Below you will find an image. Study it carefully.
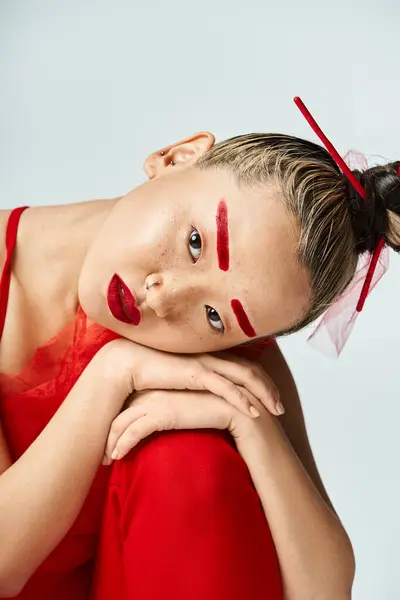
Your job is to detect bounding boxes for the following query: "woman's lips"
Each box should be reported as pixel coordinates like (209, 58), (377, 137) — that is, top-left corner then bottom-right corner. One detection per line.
(107, 274), (141, 326)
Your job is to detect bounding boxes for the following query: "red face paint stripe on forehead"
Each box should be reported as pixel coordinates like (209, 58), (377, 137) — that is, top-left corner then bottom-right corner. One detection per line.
(216, 200), (229, 271)
(231, 299), (257, 338)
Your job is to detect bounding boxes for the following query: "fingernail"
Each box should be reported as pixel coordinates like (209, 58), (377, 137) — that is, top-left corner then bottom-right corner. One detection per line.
(276, 401), (285, 415)
(249, 405), (261, 418)
(111, 450), (119, 460)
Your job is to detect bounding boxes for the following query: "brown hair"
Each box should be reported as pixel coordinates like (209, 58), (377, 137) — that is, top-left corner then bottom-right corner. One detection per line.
(195, 134), (400, 336)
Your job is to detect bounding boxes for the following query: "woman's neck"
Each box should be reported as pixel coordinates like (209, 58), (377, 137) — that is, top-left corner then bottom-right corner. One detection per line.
(9, 197), (120, 325)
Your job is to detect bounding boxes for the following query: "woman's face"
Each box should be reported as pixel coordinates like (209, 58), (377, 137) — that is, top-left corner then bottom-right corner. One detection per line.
(78, 133), (311, 353)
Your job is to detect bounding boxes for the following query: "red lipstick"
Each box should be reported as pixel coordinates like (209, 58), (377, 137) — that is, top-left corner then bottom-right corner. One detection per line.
(107, 274), (141, 326)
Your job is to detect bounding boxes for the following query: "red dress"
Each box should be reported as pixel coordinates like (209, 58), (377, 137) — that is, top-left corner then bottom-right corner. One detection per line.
(0, 208), (282, 599)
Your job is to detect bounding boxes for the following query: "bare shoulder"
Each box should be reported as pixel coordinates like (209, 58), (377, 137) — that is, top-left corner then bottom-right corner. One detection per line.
(257, 342), (337, 514)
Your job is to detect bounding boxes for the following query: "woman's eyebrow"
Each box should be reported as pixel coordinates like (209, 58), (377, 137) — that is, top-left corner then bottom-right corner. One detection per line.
(215, 200), (256, 337)
(230, 299), (257, 338)
(216, 199), (229, 271)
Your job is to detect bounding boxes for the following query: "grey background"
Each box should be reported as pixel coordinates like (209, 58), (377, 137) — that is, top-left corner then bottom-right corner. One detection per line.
(1, 1), (399, 598)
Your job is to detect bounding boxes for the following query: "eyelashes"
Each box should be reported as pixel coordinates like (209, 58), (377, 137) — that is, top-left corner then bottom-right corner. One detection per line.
(205, 305), (224, 333)
(188, 227), (202, 262)
(187, 227), (225, 334)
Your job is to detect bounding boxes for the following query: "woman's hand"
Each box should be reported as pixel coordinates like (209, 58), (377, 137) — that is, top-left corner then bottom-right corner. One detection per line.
(99, 339), (283, 420)
(102, 387), (261, 464)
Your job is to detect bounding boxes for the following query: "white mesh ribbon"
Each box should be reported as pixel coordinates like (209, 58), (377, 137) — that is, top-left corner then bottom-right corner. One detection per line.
(307, 246), (389, 357)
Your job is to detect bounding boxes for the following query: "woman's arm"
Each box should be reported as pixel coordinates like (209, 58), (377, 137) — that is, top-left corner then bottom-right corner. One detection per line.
(257, 343), (337, 510)
(236, 417), (355, 600)
(98, 340), (354, 598)
(102, 357), (355, 599)
(243, 344), (355, 599)
(0, 349), (129, 597)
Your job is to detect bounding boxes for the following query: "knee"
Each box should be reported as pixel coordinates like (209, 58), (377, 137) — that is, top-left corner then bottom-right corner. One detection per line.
(116, 429), (249, 502)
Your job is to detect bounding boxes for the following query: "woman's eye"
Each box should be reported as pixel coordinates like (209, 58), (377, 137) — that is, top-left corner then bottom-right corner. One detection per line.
(188, 228), (202, 262)
(206, 306), (225, 333)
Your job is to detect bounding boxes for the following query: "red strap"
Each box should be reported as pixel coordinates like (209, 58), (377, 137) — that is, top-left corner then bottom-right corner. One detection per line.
(0, 207), (29, 342)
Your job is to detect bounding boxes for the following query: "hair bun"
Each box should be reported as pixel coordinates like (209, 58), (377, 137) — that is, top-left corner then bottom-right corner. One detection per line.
(347, 161), (400, 254)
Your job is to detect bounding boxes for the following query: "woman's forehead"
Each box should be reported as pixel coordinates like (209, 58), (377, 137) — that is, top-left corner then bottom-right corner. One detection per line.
(223, 198), (310, 335)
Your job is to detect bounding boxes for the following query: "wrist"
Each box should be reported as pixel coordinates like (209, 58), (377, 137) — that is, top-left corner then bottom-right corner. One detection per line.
(84, 339), (136, 407)
(232, 409), (286, 454)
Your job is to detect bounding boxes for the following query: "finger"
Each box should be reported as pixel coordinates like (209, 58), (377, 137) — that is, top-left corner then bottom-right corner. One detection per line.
(103, 406), (146, 464)
(112, 416), (159, 460)
(235, 386), (267, 419)
(201, 355), (282, 415)
(201, 371), (261, 418)
(236, 385), (261, 407)
(228, 355), (281, 407)
(212, 354), (280, 403)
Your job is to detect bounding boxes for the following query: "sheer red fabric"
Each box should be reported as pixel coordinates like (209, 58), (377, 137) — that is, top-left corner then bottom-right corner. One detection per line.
(0, 307), (120, 599)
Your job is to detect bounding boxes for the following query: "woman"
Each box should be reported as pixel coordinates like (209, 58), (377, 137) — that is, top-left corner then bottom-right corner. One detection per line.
(1, 125), (398, 599)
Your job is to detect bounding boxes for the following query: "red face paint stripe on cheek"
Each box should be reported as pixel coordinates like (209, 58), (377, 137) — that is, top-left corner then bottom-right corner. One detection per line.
(216, 200), (229, 271)
(231, 299), (257, 338)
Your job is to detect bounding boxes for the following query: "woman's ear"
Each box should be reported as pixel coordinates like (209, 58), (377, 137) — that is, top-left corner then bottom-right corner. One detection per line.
(143, 131), (215, 179)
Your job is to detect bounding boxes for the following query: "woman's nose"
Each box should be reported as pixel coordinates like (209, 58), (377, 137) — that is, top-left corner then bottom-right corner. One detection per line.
(144, 272), (199, 319)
